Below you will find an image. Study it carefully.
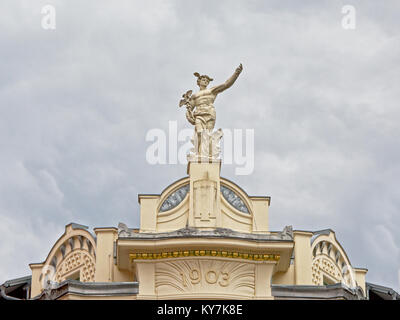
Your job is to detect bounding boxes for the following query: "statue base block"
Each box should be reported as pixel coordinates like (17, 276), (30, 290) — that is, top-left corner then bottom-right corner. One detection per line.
(187, 160), (222, 229)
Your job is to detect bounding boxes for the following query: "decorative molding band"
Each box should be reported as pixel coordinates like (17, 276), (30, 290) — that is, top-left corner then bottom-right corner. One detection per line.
(130, 250), (280, 262)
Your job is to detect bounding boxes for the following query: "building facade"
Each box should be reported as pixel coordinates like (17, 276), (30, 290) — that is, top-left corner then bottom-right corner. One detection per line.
(2, 66), (398, 301)
(3, 160), (397, 300)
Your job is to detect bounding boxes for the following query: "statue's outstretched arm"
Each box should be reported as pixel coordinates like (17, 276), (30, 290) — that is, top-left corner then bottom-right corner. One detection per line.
(211, 64), (243, 95)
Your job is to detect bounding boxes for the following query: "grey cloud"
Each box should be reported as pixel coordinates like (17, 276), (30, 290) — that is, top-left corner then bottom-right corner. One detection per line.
(0, 0), (399, 292)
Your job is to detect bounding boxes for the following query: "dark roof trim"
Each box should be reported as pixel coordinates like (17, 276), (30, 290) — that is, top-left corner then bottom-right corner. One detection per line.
(68, 223), (89, 230)
(272, 283), (364, 300)
(34, 280), (139, 300)
(366, 282), (400, 300)
(1, 275), (31, 288)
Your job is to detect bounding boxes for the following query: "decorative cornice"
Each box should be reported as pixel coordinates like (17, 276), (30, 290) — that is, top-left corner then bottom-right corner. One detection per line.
(118, 226), (294, 241)
(130, 250), (280, 262)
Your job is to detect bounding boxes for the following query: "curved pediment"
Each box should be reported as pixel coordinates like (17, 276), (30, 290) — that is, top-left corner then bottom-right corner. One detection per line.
(159, 184), (190, 212)
(153, 175), (257, 233)
(154, 177), (190, 232)
(310, 230), (357, 288)
(220, 177), (253, 214)
(137, 165), (269, 234)
(30, 223), (97, 296)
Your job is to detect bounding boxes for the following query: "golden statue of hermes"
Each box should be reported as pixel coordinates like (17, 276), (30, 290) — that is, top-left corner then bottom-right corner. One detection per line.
(179, 64), (243, 160)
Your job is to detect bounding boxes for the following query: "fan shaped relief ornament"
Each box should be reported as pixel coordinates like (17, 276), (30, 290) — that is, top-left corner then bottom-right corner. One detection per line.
(155, 258), (255, 297)
(179, 64), (243, 162)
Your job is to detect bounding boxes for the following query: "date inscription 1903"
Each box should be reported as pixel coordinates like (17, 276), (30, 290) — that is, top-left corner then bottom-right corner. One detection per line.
(180, 268), (229, 287)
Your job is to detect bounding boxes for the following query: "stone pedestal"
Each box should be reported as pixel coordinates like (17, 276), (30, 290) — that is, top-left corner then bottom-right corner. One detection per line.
(188, 161), (222, 229)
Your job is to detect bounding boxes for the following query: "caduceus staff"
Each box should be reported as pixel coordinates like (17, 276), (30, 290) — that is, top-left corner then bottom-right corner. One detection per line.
(179, 90), (195, 125)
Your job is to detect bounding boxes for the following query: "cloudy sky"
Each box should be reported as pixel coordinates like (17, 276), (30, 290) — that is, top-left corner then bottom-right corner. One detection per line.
(1, 0), (399, 293)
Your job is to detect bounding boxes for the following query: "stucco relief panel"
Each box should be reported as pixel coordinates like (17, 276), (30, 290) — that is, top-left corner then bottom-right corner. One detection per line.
(55, 250), (95, 282)
(155, 258), (255, 296)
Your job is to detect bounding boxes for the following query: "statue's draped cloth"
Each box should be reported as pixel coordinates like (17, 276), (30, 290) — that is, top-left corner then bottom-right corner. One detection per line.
(193, 104), (216, 129)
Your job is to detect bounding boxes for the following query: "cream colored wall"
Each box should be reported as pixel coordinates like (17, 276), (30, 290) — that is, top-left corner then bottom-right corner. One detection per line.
(94, 228), (116, 282)
(354, 268), (368, 296)
(250, 198), (269, 233)
(293, 231), (313, 285)
(29, 264), (44, 298)
(220, 199), (252, 233)
(94, 227), (132, 283)
(139, 196), (159, 232)
(272, 265), (295, 285)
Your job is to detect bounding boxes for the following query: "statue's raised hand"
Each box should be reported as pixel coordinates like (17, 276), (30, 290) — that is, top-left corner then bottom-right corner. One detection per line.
(236, 63), (243, 74)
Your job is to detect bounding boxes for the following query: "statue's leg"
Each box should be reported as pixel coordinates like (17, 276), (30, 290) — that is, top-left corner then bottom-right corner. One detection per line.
(207, 119), (215, 131)
(197, 132), (202, 155)
(195, 119), (203, 157)
(206, 120), (215, 159)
